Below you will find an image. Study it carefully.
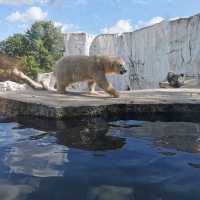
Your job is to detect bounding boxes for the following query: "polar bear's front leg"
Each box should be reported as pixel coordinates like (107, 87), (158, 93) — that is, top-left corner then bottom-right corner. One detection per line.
(96, 75), (119, 98)
(88, 80), (98, 95)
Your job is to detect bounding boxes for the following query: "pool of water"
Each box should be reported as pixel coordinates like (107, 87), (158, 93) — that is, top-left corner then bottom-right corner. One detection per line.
(0, 116), (199, 200)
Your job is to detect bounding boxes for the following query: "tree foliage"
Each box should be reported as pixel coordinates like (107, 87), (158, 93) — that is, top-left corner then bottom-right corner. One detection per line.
(0, 34), (30, 57)
(0, 21), (64, 78)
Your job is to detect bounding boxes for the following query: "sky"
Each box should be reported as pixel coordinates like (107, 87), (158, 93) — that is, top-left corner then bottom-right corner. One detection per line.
(0, 0), (200, 40)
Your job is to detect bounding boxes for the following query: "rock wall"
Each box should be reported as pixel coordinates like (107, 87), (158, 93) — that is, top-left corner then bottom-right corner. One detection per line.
(64, 32), (94, 56)
(64, 13), (200, 90)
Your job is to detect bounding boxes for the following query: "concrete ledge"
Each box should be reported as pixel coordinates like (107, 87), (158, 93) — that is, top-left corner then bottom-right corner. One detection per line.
(0, 89), (200, 119)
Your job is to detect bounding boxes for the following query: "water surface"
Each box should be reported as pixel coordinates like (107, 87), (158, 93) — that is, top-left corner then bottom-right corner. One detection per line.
(0, 117), (199, 200)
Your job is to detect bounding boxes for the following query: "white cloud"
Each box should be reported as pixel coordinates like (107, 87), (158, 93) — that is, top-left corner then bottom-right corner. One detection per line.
(0, 0), (48, 5)
(148, 16), (165, 25)
(6, 6), (47, 23)
(135, 16), (164, 29)
(54, 21), (77, 33)
(100, 17), (165, 34)
(101, 19), (133, 34)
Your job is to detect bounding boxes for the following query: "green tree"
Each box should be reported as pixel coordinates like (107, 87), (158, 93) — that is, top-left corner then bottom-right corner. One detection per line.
(26, 21), (64, 61)
(0, 34), (31, 57)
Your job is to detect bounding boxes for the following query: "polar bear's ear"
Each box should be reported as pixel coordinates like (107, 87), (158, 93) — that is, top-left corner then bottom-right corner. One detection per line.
(111, 60), (118, 68)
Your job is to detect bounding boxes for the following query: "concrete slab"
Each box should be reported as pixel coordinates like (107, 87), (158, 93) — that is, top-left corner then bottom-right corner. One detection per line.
(0, 89), (200, 119)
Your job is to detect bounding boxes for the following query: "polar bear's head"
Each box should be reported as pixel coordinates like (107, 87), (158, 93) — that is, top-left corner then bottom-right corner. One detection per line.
(110, 57), (127, 75)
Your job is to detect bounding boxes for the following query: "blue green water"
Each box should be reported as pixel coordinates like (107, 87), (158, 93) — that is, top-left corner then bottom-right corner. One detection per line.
(0, 117), (199, 200)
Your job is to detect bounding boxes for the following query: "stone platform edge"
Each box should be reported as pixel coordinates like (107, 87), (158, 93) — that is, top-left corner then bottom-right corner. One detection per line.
(0, 94), (199, 120)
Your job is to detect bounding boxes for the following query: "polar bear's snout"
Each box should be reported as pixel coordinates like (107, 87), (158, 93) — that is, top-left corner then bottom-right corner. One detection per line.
(120, 66), (127, 75)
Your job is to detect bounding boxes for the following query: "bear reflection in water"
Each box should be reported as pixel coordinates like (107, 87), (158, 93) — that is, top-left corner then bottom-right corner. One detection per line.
(16, 117), (126, 151)
(16, 117), (200, 153)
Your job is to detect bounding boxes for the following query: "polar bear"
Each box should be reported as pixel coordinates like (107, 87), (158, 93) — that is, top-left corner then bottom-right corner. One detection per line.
(54, 55), (127, 97)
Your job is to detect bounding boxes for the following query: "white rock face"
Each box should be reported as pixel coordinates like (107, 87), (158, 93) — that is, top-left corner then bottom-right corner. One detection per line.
(64, 32), (94, 56)
(64, 14), (200, 90)
(0, 81), (28, 92)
